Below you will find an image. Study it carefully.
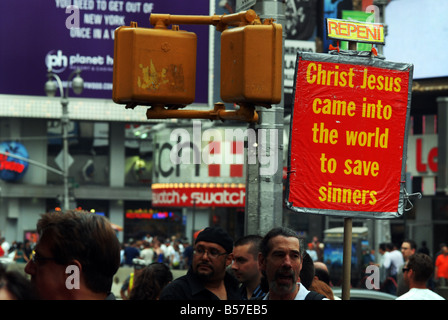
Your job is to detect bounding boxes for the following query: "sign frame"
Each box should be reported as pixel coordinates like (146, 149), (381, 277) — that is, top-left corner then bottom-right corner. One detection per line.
(285, 51), (413, 219)
(326, 18), (385, 45)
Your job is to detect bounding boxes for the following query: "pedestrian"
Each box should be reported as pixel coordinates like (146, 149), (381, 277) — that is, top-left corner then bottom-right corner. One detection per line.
(159, 226), (240, 300)
(0, 237), (10, 257)
(169, 242), (181, 269)
(0, 264), (38, 300)
(13, 242), (28, 263)
(396, 239), (416, 296)
(314, 261), (331, 286)
(258, 227), (326, 300)
(120, 258), (150, 300)
(24, 210), (120, 300)
(435, 243), (448, 288)
(231, 234), (266, 300)
(309, 279), (335, 300)
(396, 253), (445, 300)
(129, 262), (173, 300)
(164, 238), (175, 265)
(181, 239), (193, 270)
(417, 240), (430, 256)
(124, 238), (140, 267)
(153, 238), (165, 263)
(306, 242), (318, 262)
(381, 242), (403, 294)
(23, 240), (33, 262)
(313, 261), (340, 299)
(298, 251), (315, 289)
(139, 240), (154, 264)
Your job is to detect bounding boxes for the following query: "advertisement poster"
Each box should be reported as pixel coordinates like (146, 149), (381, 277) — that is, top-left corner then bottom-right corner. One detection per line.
(285, 52), (413, 218)
(0, 1), (209, 103)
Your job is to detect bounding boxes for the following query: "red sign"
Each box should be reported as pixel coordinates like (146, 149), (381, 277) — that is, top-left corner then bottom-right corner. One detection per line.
(286, 52), (413, 218)
(152, 185), (245, 207)
(0, 154), (25, 173)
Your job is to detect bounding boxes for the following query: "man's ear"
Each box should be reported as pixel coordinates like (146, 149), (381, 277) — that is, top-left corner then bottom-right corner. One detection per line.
(65, 259), (82, 290)
(225, 253), (234, 267)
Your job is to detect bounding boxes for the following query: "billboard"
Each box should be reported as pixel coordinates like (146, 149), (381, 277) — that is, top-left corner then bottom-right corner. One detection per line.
(285, 51), (413, 219)
(0, 1), (210, 102)
(384, 0), (448, 79)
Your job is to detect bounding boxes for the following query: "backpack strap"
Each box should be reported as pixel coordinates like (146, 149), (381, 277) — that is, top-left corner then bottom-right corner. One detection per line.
(305, 291), (326, 300)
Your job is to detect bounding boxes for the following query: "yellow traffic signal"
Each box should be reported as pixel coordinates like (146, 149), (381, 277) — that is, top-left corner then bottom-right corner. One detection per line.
(113, 21), (197, 107)
(220, 22), (283, 105)
(112, 10), (282, 122)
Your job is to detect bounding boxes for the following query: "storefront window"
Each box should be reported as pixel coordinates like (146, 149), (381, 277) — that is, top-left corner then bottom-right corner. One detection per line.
(123, 201), (185, 242)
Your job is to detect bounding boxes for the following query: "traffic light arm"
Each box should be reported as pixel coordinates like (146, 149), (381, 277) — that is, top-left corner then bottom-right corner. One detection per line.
(145, 103), (259, 123)
(150, 9), (261, 32)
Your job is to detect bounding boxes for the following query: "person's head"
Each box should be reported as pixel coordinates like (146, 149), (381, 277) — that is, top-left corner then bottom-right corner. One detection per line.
(386, 243), (394, 252)
(258, 227), (303, 299)
(379, 243), (387, 254)
(299, 252), (314, 289)
(401, 239), (416, 261)
(132, 258), (149, 278)
(25, 210), (120, 300)
(313, 261), (330, 285)
(130, 262), (173, 300)
(232, 235), (262, 286)
(193, 227), (234, 283)
(403, 253), (434, 286)
(441, 244), (448, 255)
(0, 265), (38, 300)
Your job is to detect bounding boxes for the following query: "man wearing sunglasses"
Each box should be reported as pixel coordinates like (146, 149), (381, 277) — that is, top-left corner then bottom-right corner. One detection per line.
(396, 253), (445, 300)
(159, 226), (240, 300)
(24, 210), (120, 300)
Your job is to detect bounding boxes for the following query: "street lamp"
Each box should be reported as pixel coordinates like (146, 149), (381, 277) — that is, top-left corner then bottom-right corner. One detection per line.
(44, 68), (84, 211)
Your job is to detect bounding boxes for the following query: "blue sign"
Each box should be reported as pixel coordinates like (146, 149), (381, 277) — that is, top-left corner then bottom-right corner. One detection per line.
(0, 142), (29, 181)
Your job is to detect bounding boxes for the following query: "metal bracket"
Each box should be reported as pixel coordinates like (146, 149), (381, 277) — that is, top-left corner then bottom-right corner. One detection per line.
(403, 188), (422, 211)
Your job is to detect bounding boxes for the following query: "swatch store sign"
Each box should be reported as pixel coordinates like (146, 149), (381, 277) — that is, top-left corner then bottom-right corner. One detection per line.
(152, 124), (246, 208)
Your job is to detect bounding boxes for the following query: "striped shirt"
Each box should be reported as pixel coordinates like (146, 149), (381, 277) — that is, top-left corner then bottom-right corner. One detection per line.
(240, 284), (267, 300)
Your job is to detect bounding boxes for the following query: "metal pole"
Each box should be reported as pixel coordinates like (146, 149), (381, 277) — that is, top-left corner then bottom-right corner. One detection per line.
(192, 199), (196, 242)
(46, 69), (82, 211)
(342, 217), (352, 300)
(0, 151), (64, 176)
(246, 0), (285, 236)
(61, 98), (70, 211)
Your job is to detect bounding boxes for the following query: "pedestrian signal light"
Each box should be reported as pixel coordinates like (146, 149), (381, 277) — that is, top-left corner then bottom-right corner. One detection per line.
(113, 21), (197, 107)
(220, 22), (283, 105)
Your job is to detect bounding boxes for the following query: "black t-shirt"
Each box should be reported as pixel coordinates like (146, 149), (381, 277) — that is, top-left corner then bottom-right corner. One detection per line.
(159, 269), (241, 300)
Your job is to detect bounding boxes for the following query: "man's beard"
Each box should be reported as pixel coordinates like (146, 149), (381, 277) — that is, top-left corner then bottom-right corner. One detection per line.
(195, 262), (215, 281)
(270, 267), (298, 294)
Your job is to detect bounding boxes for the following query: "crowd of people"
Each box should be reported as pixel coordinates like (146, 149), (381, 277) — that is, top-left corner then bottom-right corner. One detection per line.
(357, 239), (448, 299)
(0, 209), (447, 300)
(120, 234), (193, 271)
(0, 237), (34, 264)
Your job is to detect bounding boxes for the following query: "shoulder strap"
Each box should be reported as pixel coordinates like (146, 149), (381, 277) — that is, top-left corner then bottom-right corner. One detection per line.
(305, 291), (326, 300)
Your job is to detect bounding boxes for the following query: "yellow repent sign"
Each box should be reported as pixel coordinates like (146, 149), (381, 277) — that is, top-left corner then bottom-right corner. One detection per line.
(326, 18), (385, 44)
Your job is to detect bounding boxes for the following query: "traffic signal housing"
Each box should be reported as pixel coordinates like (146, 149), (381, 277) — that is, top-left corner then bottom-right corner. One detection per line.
(112, 10), (282, 123)
(220, 22), (283, 105)
(113, 22), (197, 107)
